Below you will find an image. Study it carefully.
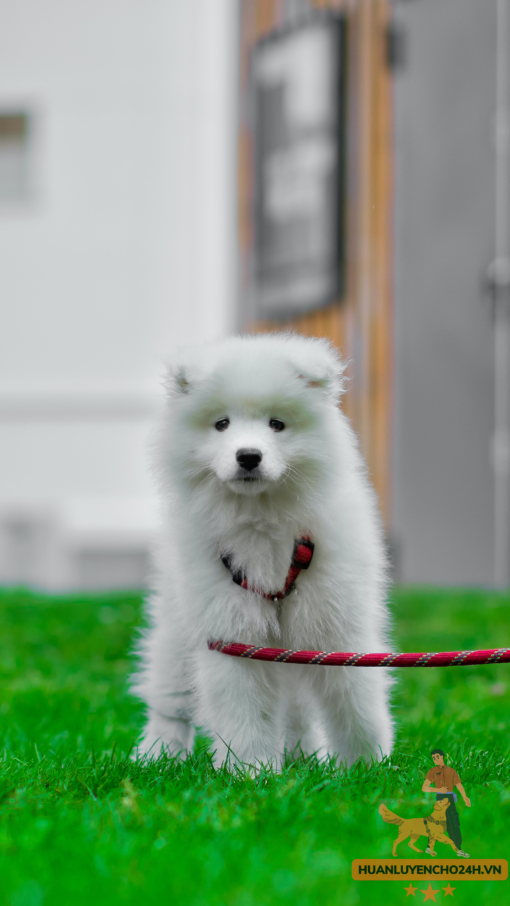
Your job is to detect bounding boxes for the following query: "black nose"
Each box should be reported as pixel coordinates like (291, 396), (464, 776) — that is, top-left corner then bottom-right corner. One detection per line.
(236, 448), (262, 471)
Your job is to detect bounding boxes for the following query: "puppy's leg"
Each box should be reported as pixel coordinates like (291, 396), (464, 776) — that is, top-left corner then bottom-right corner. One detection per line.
(284, 701), (324, 761)
(282, 669), (326, 761)
(138, 710), (194, 759)
(131, 613), (195, 759)
(195, 650), (283, 771)
(316, 666), (393, 765)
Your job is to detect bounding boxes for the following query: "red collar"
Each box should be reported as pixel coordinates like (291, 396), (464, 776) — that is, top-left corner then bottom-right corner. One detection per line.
(221, 536), (314, 601)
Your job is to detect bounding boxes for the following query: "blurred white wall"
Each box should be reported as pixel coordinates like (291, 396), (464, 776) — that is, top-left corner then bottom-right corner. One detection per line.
(0, 0), (236, 589)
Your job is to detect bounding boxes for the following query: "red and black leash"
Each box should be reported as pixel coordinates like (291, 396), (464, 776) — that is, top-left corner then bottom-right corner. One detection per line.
(208, 641), (510, 667)
(217, 538), (510, 666)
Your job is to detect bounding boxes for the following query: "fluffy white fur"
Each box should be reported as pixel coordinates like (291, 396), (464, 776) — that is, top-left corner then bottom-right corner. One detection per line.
(132, 333), (393, 768)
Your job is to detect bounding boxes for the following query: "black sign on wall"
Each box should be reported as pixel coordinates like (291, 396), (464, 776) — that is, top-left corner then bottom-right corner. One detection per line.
(252, 15), (346, 320)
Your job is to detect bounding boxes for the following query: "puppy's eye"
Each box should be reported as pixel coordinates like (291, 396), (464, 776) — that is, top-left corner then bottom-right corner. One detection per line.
(269, 419), (285, 432)
(215, 418), (230, 432)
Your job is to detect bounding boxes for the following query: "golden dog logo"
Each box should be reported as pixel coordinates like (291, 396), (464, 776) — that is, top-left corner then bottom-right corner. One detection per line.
(378, 798), (459, 858)
(351, 746), (509, 896)
(379, 747), (471, 859)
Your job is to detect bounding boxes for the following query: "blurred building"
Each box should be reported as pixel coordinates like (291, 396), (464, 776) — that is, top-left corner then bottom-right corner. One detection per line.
(0, 0), (236, 589)
(239, 0), (394, 533)
(238, 0), (500, 587)
(0, 0), (504, 589)
(392, 0), (497, 585)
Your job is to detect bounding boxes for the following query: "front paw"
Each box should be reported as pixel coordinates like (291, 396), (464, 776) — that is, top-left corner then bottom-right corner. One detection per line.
(136, 711), (194, 760)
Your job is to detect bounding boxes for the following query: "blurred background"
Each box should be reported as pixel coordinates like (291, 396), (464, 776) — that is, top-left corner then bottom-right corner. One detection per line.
(0, 0), (507, 592)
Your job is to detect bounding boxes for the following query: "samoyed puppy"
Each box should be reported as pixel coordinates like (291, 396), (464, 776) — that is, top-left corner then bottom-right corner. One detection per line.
(132, 333), (393, 768)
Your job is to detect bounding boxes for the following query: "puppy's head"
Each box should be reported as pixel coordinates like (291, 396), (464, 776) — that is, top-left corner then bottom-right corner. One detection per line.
(433, 798), (450, 813)
(162, 333), (346, 499)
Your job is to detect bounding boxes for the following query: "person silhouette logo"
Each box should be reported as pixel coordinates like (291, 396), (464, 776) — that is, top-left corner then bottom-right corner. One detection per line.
(421, 749), (471, 858)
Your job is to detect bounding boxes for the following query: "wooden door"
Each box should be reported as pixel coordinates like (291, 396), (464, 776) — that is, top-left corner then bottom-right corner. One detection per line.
(238, 0), (394, 527)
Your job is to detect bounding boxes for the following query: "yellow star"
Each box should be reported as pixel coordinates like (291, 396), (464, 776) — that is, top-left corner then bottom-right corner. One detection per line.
(404, 883), (418, 896)
(442, 884), (456, 897)
(420, 883), (440, 902)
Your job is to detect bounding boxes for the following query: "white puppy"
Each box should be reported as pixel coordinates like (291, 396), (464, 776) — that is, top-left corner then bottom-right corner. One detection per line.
(132, 333), (393, 768)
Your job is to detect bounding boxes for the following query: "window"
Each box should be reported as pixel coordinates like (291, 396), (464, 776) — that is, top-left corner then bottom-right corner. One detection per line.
(0, 112), (32, 203)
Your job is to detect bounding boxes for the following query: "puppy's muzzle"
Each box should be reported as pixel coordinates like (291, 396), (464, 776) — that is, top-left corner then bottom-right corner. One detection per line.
(236, 448), (262, 480)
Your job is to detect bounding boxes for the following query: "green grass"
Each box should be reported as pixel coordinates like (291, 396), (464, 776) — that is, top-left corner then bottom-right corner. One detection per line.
(1, 586), (510, 906)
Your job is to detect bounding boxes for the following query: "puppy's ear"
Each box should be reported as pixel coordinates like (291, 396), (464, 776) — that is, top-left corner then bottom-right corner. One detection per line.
(297, 374), (329, 390)
(164, 343), (209, 398)
(296, 360), (346, 401)
(164, 364), (192, 398)
(175, 371), (190, 394)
